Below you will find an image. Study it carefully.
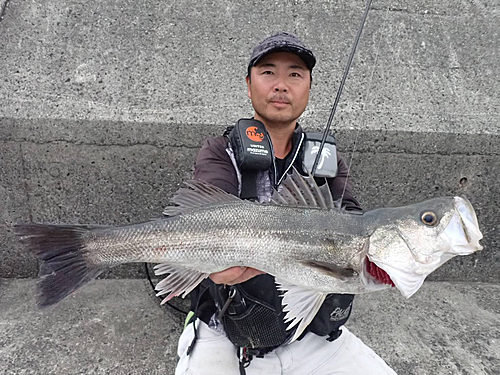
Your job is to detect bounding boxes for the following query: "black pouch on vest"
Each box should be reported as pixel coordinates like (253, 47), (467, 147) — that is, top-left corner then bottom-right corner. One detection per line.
(211, 275), (292, 350)
(228, 118), (273, 200)
(306, 294), (354, 339)
(228, 118), (273, 171)
(300, 133), (338, 178)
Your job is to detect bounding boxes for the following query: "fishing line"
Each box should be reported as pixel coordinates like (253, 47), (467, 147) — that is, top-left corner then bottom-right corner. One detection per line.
(339, 4), (391, 205)
(311, 0), (374, 176)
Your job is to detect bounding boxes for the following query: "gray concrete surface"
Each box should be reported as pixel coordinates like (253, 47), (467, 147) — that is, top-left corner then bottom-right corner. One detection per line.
(1, 0), (498, 129)
(0, 279), (498, 375)
(1, 1), (498, 374)
(0, 0), (499, 281)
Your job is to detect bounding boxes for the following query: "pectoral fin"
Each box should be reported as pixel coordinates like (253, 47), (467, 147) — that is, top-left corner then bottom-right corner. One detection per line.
(300, 259), (356, 280)
(275, 279), (328, 343)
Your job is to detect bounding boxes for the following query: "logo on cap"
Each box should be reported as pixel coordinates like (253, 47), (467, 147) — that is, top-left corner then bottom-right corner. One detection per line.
(246, 126), (264, 142)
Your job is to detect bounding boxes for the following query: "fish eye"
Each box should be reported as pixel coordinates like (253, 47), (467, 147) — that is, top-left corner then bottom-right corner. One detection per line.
(421, 211), (438, 226)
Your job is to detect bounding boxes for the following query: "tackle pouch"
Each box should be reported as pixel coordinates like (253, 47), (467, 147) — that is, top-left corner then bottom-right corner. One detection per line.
(228, 118), (273, 171)
(227, 119), (274, 200)
(301, 132), (338, 178)
(306, 293), (354, 339)
(211, 275), (291, 350)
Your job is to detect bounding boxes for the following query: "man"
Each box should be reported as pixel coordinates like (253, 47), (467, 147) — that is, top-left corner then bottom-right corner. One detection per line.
(175, 32), (396, 375)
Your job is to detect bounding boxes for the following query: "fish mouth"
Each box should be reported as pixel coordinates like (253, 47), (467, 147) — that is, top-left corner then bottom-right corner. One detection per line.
(452, 196), (483, 251)
(434, 197), (483, 258)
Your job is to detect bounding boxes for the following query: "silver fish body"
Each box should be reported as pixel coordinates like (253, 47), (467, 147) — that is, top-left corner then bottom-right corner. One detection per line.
(88, 201), (367, 292)
(15, 170), (483, 341)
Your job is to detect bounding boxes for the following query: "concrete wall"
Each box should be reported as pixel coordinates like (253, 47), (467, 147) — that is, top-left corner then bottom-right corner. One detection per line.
(1, 0), (498, 281)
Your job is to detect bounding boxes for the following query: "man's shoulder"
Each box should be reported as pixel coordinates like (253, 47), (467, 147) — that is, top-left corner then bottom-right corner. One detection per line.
(196, 135), (231, 165)
(201, 135), (229, 151)
(195, 135), (238, 195)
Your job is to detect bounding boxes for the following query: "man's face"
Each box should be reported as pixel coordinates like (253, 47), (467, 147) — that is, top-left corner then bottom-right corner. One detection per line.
(246, 52), (311, 128)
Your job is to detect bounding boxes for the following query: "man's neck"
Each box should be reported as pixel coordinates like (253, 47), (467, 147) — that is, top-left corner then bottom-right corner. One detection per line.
(255, 115), (296, 159)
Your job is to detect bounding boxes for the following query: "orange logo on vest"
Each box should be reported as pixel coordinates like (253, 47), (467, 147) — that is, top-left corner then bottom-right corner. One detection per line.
(246, 126), (264, 142)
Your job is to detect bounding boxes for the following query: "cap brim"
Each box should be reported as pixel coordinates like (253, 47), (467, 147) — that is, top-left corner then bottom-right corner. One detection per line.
(251, 46), (316, 71)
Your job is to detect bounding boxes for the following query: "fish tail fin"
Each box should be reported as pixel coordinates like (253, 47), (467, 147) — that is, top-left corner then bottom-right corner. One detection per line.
(14, 223), (105, 307)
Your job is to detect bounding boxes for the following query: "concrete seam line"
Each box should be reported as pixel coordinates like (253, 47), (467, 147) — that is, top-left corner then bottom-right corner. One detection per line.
(3, 139), (500, 157)
(370, 6), (475, 18)
(3, 139), (201, 150)
(0, 0), (10, 21)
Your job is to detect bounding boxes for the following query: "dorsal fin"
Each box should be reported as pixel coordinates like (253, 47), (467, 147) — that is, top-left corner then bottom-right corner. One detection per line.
(163, 180), (241, 216)
(271, 167), (336, 210)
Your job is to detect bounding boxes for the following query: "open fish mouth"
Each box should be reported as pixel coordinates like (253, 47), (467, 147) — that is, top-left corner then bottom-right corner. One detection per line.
(452, 196), (483, 251)
(433, 196), (483, 258)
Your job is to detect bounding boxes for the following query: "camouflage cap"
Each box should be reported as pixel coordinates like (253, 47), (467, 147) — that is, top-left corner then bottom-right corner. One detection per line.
(248, 32), (316, 76)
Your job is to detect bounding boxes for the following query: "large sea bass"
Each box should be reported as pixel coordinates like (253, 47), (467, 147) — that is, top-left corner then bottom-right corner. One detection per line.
(14, 169), (483, 341)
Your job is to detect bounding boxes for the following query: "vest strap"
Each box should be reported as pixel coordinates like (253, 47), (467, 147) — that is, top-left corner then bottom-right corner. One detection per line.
(240, 171), (258, 200)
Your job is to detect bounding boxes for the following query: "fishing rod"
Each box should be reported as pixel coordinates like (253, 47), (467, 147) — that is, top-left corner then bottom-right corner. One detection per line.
(311, 0), (373, 176)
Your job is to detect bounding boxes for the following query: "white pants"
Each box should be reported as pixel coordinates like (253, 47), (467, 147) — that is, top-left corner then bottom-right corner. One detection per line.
(175, 320), (397, 375)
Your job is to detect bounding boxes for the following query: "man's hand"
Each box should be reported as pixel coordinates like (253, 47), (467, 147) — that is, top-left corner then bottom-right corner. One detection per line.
(210, 267), (265, 285)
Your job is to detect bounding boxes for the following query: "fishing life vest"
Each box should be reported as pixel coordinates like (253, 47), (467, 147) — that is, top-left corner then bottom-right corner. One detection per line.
(210, 119), (354, 348)
(186, 119), (355, 362)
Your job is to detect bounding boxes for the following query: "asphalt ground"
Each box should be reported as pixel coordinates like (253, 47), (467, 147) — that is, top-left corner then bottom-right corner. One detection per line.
(0, 279), (498, 375)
